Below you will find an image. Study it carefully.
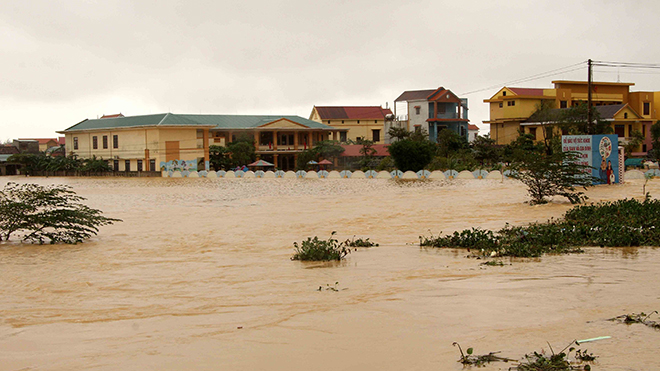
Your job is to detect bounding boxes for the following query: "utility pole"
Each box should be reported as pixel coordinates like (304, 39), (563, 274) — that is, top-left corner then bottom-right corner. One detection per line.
(587, 59), (593, 133)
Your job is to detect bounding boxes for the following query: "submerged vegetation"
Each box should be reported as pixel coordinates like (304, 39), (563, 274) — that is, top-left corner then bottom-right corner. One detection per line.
(344, 236), (379, 248)
(609, 311), (660, 330)
(421, 197), (660, 258)
(452, 342), (515, 366)
(291, 232), (350, 261)
(0, 182), (121, 244)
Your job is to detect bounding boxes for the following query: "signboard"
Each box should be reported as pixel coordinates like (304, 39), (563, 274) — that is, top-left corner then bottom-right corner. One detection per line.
(562, 134), (619, 184)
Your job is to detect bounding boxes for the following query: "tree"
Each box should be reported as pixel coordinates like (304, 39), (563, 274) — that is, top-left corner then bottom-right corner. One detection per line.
(81, 156), (112, 173)
(624, 129), (645, 156)
(209, 145), (232, 170)
(0, 183), (121, 244)
(558, 102), (612, 136)
(387, 135), (436, 172)
(436, 129), (468, 158)
(358, 139), (377, 170)
(226, 136), (256, 167)
(649, 121), (660, 161)
(387, 125), (410, 141)
(313, 140), (345, 160)
(471, 135), (501, 166)
(508, 150), (597, 205)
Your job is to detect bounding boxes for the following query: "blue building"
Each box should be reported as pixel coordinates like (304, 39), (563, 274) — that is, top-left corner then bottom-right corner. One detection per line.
(393, 87), (469, 142)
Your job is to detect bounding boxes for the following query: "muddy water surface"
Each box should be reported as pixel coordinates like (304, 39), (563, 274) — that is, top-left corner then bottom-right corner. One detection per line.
(1, 177), (659, 370)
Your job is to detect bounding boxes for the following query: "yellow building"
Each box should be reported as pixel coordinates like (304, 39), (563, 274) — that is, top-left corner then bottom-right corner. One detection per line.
(59, 113), (343, 172)
(484, 80), (659, 153)
(309, 106), (393, 144)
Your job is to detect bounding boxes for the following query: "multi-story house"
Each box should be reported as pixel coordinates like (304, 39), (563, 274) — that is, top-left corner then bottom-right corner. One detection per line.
(393, 87), (469, 142)
(309, 106), (393, 144)
(484, 80), (660, 154)
(59, 113), (343, 172)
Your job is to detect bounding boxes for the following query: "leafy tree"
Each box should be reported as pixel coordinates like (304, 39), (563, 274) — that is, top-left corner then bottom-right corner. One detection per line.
(313, 140), (344, 160)
(387, 125), (410, 141)
(558, 102), (612, 135)
(471, 134), (501, 166)
(226, 136), (256, 167)
(81, 156), (112, 173)
(209, 145), (232, 170)
(624, 129), (645, 156)
(387, 136), (436, 172)
(0, 183), (121, 244)
(358, 139), (377, 170)
(509, 150), (597, 205)
(436, 129), (468, 158)
(649, 121), (660, 161)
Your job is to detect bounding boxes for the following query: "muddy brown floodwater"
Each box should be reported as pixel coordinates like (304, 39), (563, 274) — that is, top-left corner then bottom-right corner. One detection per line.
(1, 176), (659, 371)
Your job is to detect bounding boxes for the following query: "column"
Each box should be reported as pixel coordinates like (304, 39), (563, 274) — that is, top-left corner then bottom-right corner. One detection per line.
(273, 130), (278, 150)
(274, 154), (279, 169)
(294, 131), (299, 150)
(333, 131), (337, 141)
(253, 130), (259, 151)
(227, 131), (233, 145)
(203, 129), (210, 170)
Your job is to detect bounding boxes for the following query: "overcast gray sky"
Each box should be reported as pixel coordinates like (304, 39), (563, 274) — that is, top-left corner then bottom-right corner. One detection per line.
(2, 0), (660, 141)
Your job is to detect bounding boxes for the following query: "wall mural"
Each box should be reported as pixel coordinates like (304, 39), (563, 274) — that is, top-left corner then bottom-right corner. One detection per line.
(160, 159), (198, 172)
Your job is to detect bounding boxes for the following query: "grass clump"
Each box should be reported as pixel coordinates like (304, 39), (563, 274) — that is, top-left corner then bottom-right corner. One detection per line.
(292, 232), (350, 261)
(344, 236), (379, 247)
(453, 342), (515, 366)
(513, 341), (596, 371)
(609, 311), (660, 330)
(420, 197), (660, 258)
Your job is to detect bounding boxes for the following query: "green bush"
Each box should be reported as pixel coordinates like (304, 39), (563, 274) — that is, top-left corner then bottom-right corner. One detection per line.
(420, 197), (660, 257)
(292, 232), (350, 261)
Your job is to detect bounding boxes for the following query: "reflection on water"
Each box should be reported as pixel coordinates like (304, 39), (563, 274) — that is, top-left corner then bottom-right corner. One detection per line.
(1, 177), (659, 370)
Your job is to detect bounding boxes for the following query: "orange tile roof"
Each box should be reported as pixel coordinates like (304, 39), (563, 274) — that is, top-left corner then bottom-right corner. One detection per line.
(315, 106), (393, 120)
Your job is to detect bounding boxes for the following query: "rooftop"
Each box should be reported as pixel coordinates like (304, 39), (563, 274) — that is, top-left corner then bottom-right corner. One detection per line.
(314, 106), (393, 120)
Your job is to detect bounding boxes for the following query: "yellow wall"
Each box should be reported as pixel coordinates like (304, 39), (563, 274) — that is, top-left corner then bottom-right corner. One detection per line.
(490, 122), (523, 145)
(326, 119), (384, 143)
(65, 127), (205, 170)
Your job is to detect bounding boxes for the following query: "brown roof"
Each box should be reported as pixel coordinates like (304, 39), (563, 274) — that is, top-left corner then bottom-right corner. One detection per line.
(395, 89), (438, 102)
(508, 87), (546, 96)
(100, 113), (124, 119)
(0, 146), (19, 155)
(340, 144), (389, 157)
(468, 124), (479, 131)
(315, 106), (393, 120)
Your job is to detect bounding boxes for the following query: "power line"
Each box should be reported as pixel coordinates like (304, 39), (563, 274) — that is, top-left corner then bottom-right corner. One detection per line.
(460, 61), (587, 95)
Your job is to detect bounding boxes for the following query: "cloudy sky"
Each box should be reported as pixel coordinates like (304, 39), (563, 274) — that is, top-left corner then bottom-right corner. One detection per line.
(2, 0), (660, 141)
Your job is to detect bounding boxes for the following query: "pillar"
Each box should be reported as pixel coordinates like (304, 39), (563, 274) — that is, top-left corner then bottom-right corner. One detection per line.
(273, 130), (278, 150)
(274, 154), (279, 169)
(333, 131), (337, 141)
(203, 129), (210, 170)
(294, 131), (299, 150)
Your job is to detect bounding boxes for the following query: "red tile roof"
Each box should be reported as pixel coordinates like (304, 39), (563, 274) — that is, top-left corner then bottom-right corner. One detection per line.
(58, 137), (65, 145)
(100, 113), (124, 119)
(508, 87), (545, 96)
(315, 106), (393, 120)
(395, 89), (438, 102)
(468, 124), (479, 131)
(340, 144), (389, 157)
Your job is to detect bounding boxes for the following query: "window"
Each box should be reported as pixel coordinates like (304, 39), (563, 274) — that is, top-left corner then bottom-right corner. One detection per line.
(103, 135), (108, 149)
(502, 91), (507, 96)
(327, 120), (331, 124)
(560, 100), (567, 108)
(149, 159), (156, 171)
(499, 102), (503, 108)
(125, 160), (130, 172)
(73, 137), (78, 150)
(113, 135), (118, 149)
(113, 160), (119, 171)
(357, 120), (360, 124)
(137, 160), (143, 172)
(507, 101), (516, 106)
(374, 120), (378, 123)
(644, 102), (650, 115)
(340, 132), (347, 142)
(614, 125), (625, 137)
(529, 127), (537, 137)
(92, 136), (98, 149)
(341, 120), (344, 124)
(372, 129), (381, 142)
(415, 106), (421, 115)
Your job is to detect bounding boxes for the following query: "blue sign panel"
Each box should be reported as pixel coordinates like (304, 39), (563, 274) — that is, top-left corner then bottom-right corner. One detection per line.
(562, 134), (619, 184)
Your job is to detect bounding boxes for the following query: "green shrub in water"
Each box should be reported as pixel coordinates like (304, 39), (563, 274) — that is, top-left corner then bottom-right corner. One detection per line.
(420, 197), (660, 258)
(292, 232), (350, 261)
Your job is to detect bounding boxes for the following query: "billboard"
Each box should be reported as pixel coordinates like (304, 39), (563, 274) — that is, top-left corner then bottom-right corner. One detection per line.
(562, 134), (619, 184)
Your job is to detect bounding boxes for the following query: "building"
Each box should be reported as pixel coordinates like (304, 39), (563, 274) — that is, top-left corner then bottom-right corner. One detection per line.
(394, 87), (469, 142)
(309, 106), (392, 144)
(484, 80), (660, 153)
(17, 137), (65, 152)
(468, 124), (479, 142)
(0, 145), (20, 176)
(58, 113), (343, 172)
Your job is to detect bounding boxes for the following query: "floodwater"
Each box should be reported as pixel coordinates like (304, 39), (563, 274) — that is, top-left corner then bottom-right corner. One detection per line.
(1, 176), (659, 371)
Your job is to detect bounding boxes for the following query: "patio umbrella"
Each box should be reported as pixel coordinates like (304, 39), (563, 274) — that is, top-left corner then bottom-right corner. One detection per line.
(318, 159), (333, 170)
(248, 159), (274, 167)
(307, 160), (318, 165)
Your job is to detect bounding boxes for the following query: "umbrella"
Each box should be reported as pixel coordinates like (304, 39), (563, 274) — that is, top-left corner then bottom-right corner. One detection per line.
(248, 159), (274, 167)
(307, 160), (318, 165)
(318, 159), (333, 165)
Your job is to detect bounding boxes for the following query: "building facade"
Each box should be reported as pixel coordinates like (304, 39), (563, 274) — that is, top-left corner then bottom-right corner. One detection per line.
(394, 87), (469, 142)
(484, 80), (660, 154)
(309, 106), (392, 144)
(59, 113), (343, 172)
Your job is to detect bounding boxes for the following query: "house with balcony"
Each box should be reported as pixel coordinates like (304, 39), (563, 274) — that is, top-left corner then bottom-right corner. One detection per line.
(309, 106), (393, 144)
(393, 87), (469, 142)
(58, 113), (344, 172)
(484, 80), (660, 154)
